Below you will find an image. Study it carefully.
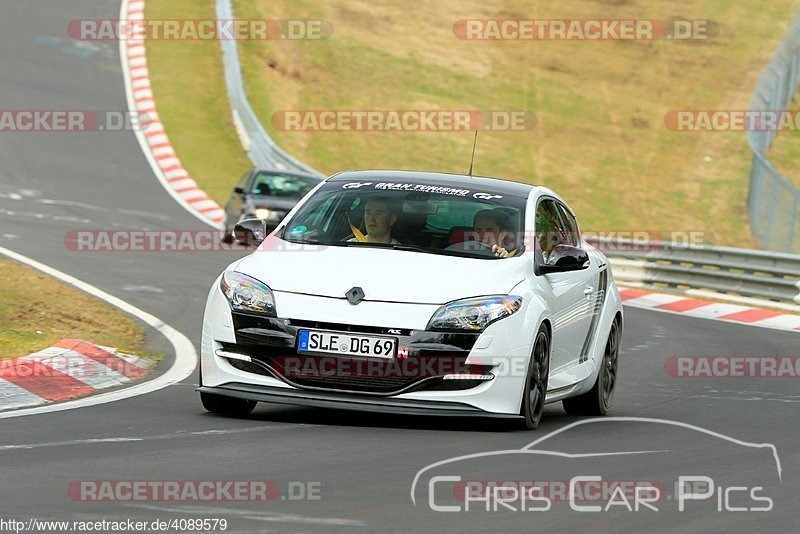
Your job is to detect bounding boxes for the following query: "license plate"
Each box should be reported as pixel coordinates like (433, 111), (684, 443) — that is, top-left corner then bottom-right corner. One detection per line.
(297, 329), (397, 359)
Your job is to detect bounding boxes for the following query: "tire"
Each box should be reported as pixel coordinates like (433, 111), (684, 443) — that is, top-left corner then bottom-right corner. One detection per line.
(519, 324), (551, 430)
(563, 316), (621, 416)
(200, 392), (257, 417)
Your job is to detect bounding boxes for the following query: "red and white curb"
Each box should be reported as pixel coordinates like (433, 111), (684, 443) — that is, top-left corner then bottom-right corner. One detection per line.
(120, 0), (226, 229)
(0, 339), (155, 412)
(620, 288), (800, 333)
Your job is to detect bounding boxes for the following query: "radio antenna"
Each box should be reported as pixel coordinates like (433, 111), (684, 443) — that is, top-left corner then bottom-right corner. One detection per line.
(467, 131), (478, 177)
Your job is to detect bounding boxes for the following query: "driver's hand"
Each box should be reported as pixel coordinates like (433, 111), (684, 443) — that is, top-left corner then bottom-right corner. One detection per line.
(492, 244), (509, 258)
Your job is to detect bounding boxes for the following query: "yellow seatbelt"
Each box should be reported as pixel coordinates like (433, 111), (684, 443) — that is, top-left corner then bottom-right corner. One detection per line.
(348, 216), (367, 242)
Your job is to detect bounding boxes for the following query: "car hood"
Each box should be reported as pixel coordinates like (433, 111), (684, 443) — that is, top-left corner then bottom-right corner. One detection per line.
(235, 238), (528, 305)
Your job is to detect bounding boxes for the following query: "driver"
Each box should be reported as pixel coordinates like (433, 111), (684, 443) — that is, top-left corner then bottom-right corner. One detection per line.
(472, 209), (514, 257)
(348, 198), (401, 244)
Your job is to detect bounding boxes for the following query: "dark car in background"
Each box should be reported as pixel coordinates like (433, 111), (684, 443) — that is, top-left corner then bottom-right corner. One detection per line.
(223, 168), (322, 239)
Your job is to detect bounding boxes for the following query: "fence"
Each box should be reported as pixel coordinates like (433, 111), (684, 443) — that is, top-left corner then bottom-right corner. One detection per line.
(215, 0), (323, 177)
(587, 238), (800, 307)
(747, 11), (800, 253)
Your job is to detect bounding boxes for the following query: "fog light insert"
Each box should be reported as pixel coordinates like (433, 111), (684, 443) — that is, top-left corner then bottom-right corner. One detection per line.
(215, 349), (252, 362)
(442, 373), (494, 381)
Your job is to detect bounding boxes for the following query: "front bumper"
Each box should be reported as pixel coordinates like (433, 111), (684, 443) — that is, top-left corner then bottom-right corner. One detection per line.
(201, 281), (535, 415)
(198, 383), (524, 420)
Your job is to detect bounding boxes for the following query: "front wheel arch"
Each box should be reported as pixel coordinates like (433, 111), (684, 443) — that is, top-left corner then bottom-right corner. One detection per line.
(519, 322), (551, 430)
(563, 314), (622, 416)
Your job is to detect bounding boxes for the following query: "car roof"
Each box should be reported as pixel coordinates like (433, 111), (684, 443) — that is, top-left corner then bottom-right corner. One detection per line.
(327, 170), (535, 198)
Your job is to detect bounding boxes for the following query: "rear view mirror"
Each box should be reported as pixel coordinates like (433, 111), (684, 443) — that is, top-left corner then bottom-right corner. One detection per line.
(538, 244), (590, 274)
(233, 218), (268, 247)
(402, 201), (438, 215)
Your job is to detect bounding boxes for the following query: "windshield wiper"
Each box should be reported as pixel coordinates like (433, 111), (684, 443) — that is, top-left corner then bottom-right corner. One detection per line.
(341, 241), (398, 249)
(340, 242), (431, 253)
(389, 244), (432, 253)
(282, 236), (324, 245)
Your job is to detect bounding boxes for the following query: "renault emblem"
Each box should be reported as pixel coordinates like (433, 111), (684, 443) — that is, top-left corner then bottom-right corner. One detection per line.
(345, 286), (365, 305)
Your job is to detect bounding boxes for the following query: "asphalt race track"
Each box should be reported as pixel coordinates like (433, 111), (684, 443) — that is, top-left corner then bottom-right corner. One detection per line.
(0, 1), (798, 532)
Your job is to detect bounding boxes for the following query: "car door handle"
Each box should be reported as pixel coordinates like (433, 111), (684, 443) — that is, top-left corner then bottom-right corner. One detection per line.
(584, 287), (594, 297)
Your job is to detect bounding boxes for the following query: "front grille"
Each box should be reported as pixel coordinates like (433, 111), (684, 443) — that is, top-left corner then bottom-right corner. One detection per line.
(224, 353), (428, 393)
(283, 373), (422, 393)
(220, 343), (482, 394)
(223, 352), (491, 394)
(271, 354), (436, 394)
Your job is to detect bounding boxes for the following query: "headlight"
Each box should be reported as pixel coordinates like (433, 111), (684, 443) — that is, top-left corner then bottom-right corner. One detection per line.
(220, 271), (276, 315)
(427, 295), (522, 332)
(255, 208), (271, 220)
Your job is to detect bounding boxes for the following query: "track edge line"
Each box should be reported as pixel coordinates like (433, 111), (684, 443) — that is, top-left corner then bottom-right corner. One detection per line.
(0, 245), (197, 419)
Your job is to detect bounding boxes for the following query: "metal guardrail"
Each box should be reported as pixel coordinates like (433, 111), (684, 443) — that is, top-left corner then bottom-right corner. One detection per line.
(747, 10), (800, 253)
(216, 0), (323, 177)
(587, 238), (800, 305)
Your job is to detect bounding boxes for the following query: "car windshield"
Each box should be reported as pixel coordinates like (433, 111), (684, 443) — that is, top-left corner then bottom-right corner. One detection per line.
(281, 180), (527, 258)
(251, 172), (320, 198)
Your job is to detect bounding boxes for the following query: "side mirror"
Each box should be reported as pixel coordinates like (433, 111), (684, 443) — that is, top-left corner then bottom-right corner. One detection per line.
(233, 218), (268, 247)
(538, 244), (589, 274)
(233, 186), (246, 195)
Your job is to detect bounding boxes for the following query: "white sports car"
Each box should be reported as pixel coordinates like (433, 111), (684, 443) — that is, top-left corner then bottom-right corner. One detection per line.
(199, 170), (623, 429)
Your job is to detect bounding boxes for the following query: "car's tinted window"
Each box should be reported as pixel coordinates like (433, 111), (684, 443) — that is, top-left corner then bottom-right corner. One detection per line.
(536, 199), (568, 261)
(426, 202), (487, 231)
(251, 172), (320, 198)
(282, 181), (527, 258)
(556, 202), (581, 246)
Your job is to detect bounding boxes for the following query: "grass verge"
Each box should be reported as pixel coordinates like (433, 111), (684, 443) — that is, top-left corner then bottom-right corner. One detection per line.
(145, 0), (252, 204)
(147, 0), (799, 247)
(0, 258), (155, 361)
